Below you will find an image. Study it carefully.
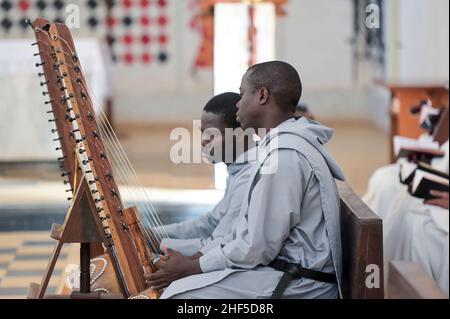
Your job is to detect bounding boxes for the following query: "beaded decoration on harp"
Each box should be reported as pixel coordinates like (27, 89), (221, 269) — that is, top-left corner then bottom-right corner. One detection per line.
(27, 18), (168, 299)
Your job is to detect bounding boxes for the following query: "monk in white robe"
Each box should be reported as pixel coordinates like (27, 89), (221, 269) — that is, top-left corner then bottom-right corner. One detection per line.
(380, 141), (449, 296)
(146, 61), (345, 299)
(157, 93), (255, 257)
(364, 139), (449, 219)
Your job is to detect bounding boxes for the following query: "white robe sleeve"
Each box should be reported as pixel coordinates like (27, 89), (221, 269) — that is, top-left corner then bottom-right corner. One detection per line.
(199, 149), (312, 272)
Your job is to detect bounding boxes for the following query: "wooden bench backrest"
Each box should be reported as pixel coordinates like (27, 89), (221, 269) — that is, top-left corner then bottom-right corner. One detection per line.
(433, 107), (449, 146)
(338, 181), (384, 299)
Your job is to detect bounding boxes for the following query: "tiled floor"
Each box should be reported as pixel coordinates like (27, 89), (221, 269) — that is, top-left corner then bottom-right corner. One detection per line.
(0, 232), (78, 299)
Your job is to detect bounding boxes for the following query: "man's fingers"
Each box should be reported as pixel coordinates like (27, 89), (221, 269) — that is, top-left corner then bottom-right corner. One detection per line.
(146, 275), (169, 286)
(155, 258), (170, 270)
(147, 279), (168, 289)
(425, 199), (442, 206)
(430, 190), (448, 198)
(145, 271), (166, 281)
(163, 246), (176, 256)
(150, 282), (170, 290)
(159, 255), (170, 261)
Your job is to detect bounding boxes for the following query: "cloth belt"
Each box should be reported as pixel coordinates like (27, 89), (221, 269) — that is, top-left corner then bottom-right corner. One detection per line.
(269, 259), (337, 299)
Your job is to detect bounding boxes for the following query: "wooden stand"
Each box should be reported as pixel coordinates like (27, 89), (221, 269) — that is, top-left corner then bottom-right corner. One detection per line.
(27, 178), (120, 299)
(379, 81), (449, 163)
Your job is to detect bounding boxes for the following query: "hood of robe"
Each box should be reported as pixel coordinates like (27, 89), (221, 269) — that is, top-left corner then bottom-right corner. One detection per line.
(261, 117), (346, 181)
(227, 146), (258, 176)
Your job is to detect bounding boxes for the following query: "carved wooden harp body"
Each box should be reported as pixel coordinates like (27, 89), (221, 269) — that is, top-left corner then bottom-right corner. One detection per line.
(27, 18), (162, 299)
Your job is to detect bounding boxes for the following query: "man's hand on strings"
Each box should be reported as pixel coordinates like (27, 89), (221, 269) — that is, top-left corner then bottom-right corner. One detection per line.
(145, 247), (202, 290)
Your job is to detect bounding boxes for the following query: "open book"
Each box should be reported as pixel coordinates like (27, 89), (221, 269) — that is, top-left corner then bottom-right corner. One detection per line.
(409, 170), (449, 200)
(394, 136), (444, 160)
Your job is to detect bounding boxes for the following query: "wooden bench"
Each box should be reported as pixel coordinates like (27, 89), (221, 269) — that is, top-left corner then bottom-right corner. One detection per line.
(388, 261), (447, 299)
(338, 181), (384, 299)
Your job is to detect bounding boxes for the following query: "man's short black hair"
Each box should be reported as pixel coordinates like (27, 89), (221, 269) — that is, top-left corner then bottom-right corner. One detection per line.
(203, 92), (241, 129)
(247, 61), (302, 112)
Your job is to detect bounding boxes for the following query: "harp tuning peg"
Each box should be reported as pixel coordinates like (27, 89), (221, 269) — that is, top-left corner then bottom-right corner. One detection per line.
(45, 99), (55, 104)
(42, 91), (49, 96)
(36, 62), (45, 67)
(82, 157), (93, 165)
(31, 42), (38, 46)
(38, 72), (45, 77)
(40, 80), (49, 86)
(34, 52), (41, 57)
(48, 118), (57, 122)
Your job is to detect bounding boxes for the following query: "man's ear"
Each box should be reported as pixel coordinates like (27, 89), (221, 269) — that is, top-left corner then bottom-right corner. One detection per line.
(258, 87), (270, 105)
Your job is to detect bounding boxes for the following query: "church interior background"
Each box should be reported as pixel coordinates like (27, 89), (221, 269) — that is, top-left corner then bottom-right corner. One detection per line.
(0, 0), (448, 299)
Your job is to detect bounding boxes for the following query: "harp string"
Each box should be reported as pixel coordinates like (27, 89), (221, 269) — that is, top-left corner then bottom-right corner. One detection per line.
(95, 114), (165, 253)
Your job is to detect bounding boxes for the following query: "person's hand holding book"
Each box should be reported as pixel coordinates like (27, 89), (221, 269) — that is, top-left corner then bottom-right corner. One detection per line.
(425, 190), (449, 209)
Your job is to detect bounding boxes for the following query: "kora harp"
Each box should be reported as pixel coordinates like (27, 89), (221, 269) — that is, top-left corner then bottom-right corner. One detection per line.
(27, 18), (168, 299)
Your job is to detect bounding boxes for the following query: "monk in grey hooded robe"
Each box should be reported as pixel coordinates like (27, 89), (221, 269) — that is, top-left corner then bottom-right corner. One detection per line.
(157, 92), (255, 257)
(146, 61), (345, 299)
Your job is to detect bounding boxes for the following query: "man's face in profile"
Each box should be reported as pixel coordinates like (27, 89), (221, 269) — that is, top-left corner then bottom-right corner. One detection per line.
(200, 111), (227, 164)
